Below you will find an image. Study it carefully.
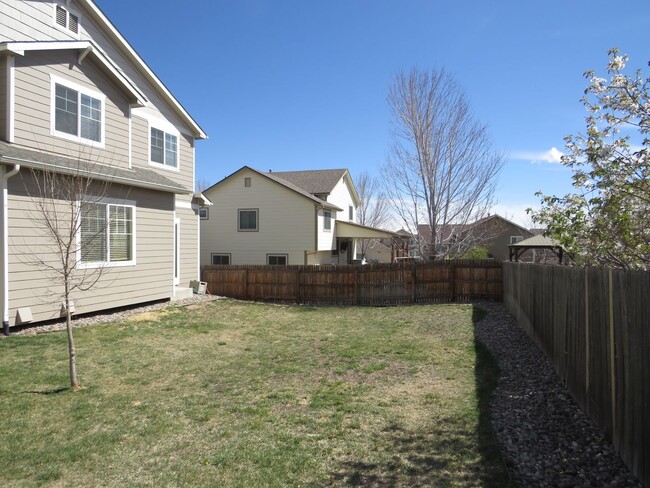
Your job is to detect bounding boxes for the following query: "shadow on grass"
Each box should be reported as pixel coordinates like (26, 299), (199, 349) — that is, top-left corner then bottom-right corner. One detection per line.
(26, 387), (69, 395)
(328, 305), (513, 487)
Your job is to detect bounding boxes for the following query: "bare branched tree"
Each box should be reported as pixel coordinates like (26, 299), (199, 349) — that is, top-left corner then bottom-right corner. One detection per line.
(19, 163), (114, 389)
(195, 178), (212, 193)
(354, 171), (390, 260)
(382, 68), (505, 259)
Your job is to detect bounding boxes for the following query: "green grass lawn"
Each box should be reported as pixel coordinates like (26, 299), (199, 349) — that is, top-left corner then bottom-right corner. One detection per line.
(0, 300), (512, 487)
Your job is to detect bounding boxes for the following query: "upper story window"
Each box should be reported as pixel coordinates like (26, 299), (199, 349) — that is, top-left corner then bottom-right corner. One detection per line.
(323, 210), (332, 231)
(238, 209), (258, 232)
(150, 127), (178, 170)
(510, 235), (524, 245)
(51, 75), (105, 147)
(349, 206), (354, 221)
(54, 4), (79, 35)
(79, 202), (135, 267)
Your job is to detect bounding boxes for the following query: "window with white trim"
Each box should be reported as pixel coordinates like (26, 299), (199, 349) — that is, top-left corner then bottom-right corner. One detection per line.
(55, 4), (79, 34)
(510, 235), (524, 245)
(150, 127), (178, 169)
(80, 203), (134, 265)
(211, 254), (231, 265)
(53, 82), (103, 144)
(267, 254), (288, 266)
(238, 209), (258, 231)
(199, 207), (209, 220)
(348, 205), (354, 221)
(323, 210), (332, 231)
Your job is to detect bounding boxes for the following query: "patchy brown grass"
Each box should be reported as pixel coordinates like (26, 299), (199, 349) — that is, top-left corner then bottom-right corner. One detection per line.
(0, 300), (511, 487)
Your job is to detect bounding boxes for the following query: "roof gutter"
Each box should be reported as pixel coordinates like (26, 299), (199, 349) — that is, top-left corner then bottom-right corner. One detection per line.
(1, 164), (20, 335)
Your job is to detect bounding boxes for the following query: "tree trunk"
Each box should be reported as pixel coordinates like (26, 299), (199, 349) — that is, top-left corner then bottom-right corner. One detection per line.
(66, 308), (80, 389)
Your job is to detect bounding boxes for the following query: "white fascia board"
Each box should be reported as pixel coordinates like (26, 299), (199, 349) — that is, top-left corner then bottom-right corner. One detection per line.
(78, 0), (207, 140)
(0, 41), (147, 106)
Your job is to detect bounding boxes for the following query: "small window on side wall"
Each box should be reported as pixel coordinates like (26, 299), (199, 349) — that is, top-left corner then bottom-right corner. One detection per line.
(349, 206), (354, 221)
(323, 210), (332, 231)
(150, 127), (178, 169)
(199, 208), (208, 220)
(244, 177), (251, 187)
(267, 254), (288, 265)
(238, 209), (258, 231)
(510, 235), (524, 245)
(211, 254), (230, 265)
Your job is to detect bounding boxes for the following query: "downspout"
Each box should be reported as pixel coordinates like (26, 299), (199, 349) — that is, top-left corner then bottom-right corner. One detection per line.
(2, 164), (20, 335)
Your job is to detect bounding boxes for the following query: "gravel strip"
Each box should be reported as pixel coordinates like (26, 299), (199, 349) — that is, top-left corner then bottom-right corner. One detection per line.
(4, 294), (222, 336)
(475, 302), (642, 488)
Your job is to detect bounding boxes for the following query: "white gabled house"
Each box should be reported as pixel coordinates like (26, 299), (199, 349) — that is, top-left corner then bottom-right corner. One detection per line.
(200, 166), (393, 265)
(0, 0), (208, 331)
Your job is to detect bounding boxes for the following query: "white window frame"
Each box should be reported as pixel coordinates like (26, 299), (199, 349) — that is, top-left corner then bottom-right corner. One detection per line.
(52, 2), (81, 38)
(50, 74), (105, 148)
(149, 124), (180, 172)
(323, 210), (332, 232)
(211, 253), (231, 265)
(267, 254), (288, 266)
(238, 208), (258, 232)
(348, 205), (354, 221)
(77, 202), (137, 269)
(198, 207), (209, 220)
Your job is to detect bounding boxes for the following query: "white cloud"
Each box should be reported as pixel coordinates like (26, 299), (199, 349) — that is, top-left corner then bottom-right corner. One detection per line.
(512, 147), (564, 164)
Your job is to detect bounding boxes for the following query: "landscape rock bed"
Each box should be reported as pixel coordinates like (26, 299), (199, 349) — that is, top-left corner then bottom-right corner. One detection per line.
(475, 302), (642, 488)
(5, 294), (222, 337)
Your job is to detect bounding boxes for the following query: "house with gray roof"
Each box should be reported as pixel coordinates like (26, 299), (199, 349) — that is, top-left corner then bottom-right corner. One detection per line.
(200, 166), (394, 265)
(0, 0), (208, 331)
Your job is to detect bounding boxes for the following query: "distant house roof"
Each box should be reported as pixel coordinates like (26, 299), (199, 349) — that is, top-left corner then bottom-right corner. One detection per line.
(0, 140), (189, 194)
(204, 166), (343, 211)
(270, 169), (348, 195)
(270, 168), (361, 207)
(509, 234), (560, 248)
(418, 214), (532, 242)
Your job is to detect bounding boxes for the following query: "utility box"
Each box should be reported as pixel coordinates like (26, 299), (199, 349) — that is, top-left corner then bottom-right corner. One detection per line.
(190, 280), (207, 295)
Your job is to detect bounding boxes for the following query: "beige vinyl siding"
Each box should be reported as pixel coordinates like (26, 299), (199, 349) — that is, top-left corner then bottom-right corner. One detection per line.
(6, 174), (175, 327)
(200, 169), (316, 265)
(0, 56), (6, 140)
(176, 204), (199, 286)
(0, 1), (74, 42)
(12, 50), (130, 166)
(130, 115), (194, 191)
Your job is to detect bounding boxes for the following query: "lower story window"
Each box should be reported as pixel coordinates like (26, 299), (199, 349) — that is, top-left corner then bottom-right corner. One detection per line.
(80, 202), (134, 265)
(211, 254), (231, 265)
(267, 254), (288, 265)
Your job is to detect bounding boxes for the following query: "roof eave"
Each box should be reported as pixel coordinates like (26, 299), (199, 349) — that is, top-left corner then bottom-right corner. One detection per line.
(79, 0), (207, 140)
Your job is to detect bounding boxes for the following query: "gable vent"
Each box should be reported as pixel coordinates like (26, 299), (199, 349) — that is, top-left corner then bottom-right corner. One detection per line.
(69, 13), (79, 33)
(56, 5), (67, 27)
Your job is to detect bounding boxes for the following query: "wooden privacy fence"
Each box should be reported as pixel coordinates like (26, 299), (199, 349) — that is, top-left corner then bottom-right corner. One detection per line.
(503, 262), (649, 486)
(201, 260), (502, 306)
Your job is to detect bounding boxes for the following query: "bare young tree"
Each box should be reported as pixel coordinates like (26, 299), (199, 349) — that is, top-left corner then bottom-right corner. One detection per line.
(354, 171), (390, 260)
(382, 68), (505, 259)
(195, 177), (212, 193)
(19, 163), (114, 389)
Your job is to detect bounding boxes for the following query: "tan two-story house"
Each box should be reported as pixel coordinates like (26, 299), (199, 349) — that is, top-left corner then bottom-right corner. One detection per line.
(0, 0), (208, 331)
(200, 166), (393, 266)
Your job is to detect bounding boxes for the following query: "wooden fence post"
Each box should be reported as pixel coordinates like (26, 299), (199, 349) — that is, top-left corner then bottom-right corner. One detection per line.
(411, 263), (416, 304)
(355, 268), (360, 306)
(296, 269), (301, 304)
(608, 268), (616, 442)
(585, 268), (590, 406)
(244, 269), (248, 300)
(451, 262), (456, 302)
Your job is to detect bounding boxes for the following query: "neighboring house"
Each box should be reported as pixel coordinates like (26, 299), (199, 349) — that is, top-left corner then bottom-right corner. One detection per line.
(200, 166), (393, 265)
(0, 0), (208, 329)
(418, 214), (534, 261)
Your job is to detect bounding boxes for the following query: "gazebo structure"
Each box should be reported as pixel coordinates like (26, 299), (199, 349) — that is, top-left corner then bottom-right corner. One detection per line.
(508, 234), (565, 264)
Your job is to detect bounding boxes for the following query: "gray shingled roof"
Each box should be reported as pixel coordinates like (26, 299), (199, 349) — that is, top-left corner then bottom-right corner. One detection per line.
(269, 169), (348, 196)
(0, 140), (190, 194)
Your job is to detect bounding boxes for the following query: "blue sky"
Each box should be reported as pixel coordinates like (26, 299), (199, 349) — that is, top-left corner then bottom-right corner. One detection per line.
(97, 0), (649, 226)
